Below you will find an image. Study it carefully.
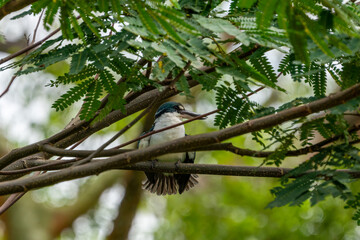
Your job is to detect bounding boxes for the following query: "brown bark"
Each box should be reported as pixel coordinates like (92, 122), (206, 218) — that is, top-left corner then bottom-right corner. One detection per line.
(0, 0), (38, 20)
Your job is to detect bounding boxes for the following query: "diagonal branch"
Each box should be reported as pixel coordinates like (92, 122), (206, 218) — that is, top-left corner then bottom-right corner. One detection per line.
(73, 61), (192, 166)
(113, 109), (218, 150)
(0, 83), (359, 194)
(0, 0), (38, 20)
(0, 27), (60, 65)
(0, 45), (258, 170)
(0, 10), (44, 99)
(196, 125), (360, 157)
(112, 85), (265, 150)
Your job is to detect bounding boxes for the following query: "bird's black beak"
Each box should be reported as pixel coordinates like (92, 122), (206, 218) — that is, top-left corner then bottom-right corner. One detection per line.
(179, 110), (207, 120)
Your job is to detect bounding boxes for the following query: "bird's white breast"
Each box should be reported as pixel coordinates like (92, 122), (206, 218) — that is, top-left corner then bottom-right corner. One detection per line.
(149, 112), (186, 162)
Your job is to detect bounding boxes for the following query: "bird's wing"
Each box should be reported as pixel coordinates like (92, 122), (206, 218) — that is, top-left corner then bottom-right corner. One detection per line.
(137, 125), (154, 149)
(139, 125), (158, 186)
(185, 134), (196, 163)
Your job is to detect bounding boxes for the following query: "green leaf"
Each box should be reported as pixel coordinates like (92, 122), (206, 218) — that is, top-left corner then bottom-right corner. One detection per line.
(88, 50), (110, 70)
(189, 70), (220, 91)
(97, 0), (109, 12)
(10, 9), (33, 20)
(70, 14), (85, 41)
(59, 6), (74, 40)
(158, 7), (197, 35)
(99, 69), (118, 94)
(232, 57), (281, 90)
(43, 0), (60, 28)
(150, 11), (187, 45)
(80, 79), (103, 120)
(298, 13), (335, 58)
(215, 85), (253, 128)
(0, 0), (11, 8)
(308, 63), (326, 97)
(267, 173), (317, 208)
(57, 66), (98, 85)
(69, 50), (89, 75)
(95, 83), (126, 122)
(134, 2), (159, 35)
(176, 75), (191, 96)
(52, 78), (94, 111)
(111, 0), (122, 15)
(165, 39), (197, 62)
(250, 53), (278, 83)
(36, 44), (80, 67)
(287, 8), (309, 65)
(256, 0), (279, 29)
(196, 16), (250, 46)
(236, 0), (257, 8)
(151, 42), (185, 68)
(77, 7), (101, 38)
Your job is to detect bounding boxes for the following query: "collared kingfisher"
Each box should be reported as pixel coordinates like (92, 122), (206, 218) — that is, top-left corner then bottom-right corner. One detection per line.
(138, 102), (206, 195)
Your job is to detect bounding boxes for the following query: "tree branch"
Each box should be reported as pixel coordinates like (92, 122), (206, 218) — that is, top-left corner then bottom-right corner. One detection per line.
(196, 125), (360, 157)
(0, 44), (258, 170)
(40, 144), (130, 158)
(6, 131), (360, 176)
(112, 85), (265, 150)
(0, 27), (60, 66)
(0, 10), (44, 99)
(73, 61), (192, 166)
(0, 83), (359, 194)
(4, 158), (360, 179)
(0, 161), (360, 196)
(0, 0), (38, 20)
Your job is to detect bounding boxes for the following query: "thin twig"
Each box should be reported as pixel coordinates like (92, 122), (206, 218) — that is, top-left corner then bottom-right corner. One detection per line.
(112, 109), (218, 149)
(41, 144), (131, 157)
(0, 10), (44, 99)
(72, 96), (159, 166)
(0, 16), (82, 66)
(0, 28), (60, 65)
(195, 135), (360, 157)
(0, 192), (26, 215)
(73, 61), (193, 166)
(0, 159), (77, 175)
(32, 9), (44, 44)
(344, 113), (360, 117)
(0, 82), (357, 193)
(112, 85), (265, 150)
(145, 61), (152, 79)
(0, 74), (17, 98)
(0, 171), (41, 216)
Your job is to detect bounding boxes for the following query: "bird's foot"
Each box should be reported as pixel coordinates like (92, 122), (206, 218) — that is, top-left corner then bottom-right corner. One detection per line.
(151, 159), (158, 169)
(175, 160), (181, 172)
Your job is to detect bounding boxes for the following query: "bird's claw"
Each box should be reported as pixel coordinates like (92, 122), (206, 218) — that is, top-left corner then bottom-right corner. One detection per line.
(151, 159), (158, 169)
(175, 160), (181, 172)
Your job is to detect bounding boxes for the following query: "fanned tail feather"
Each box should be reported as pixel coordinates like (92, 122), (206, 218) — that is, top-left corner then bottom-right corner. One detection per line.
(142, 173), (198, 195)
(184, 174), (198, 191)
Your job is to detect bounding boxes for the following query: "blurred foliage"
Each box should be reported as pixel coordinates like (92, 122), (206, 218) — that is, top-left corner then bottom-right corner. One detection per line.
(152, 176), (360, 240)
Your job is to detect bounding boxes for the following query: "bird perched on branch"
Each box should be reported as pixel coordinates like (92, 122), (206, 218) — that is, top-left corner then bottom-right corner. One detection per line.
(138, 102), (206, 195)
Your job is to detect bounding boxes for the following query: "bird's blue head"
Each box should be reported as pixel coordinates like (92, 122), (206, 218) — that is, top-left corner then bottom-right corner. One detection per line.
(154, 102), (206, 120)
